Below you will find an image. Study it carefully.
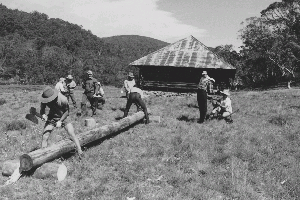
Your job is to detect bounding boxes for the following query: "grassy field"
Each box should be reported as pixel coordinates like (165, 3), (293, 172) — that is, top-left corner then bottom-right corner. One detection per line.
(0, 85), (300, 199)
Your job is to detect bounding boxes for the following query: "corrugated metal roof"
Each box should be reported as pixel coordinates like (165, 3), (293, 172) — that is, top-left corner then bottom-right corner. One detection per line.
(129, 35), (235, 69)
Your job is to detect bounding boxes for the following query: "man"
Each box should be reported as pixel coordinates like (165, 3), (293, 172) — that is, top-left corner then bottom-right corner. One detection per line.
(197, 71), (215, 123)
(65, 75), (77, 108)
(81, 70), (100, 116)
(123, 72), (136, 99)
(55, 78), (67, 95)
(123, 86), (150, 124)
(40, 86), (83, 155)
(208, 89), (233, 123)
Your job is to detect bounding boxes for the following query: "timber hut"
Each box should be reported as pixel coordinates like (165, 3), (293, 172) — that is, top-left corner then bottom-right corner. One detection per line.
(129, 35), (236, 92)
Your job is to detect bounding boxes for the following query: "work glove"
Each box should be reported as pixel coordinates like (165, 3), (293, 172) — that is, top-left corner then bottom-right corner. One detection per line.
(56, 121), (62, 128)
(42, 114), (48, 121)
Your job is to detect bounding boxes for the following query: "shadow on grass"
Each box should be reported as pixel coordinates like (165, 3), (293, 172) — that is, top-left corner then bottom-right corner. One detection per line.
(187, 103), (198, 108)
(177, 115), (198, 123)
(289, 105), (300, 109)
(269, 115), (288, 126)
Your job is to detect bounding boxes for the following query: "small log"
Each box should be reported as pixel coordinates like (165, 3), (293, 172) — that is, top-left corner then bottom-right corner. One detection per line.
(149, 116), (161, 123)
(18, 110), (149, 172)
(85, 118), (96, 128)
(2, 160), (20, 176)
(3, 160), (67, 181)
(33, 163), (67, 181)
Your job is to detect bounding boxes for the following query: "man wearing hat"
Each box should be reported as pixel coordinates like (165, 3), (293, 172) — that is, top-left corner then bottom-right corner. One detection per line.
(197, 71), (215, 123)
(65, 75), (77, 108)
(80, 70), (100, 116)
(39, 86), (83, 155)
(123, 72), (136, 99)
(208, 89), (233, 123)
(55, 77), (67, 95)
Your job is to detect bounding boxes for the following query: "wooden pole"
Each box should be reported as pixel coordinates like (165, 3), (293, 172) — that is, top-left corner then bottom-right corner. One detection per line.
(18, 110), (148, 172)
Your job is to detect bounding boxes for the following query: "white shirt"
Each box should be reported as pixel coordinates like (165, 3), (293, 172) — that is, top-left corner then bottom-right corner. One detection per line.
(130, 87), (144, 98)
(124, 79), (136, 93)
(55, 82), (65, 93)
(220, 97), (232, 113)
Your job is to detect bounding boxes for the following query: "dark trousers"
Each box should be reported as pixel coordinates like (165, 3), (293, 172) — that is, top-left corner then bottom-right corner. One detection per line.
(197, 89), (207, 123)
(66, 92), (77, 107)
(123, 92), (149, 123)
(81, 93), (97, 114)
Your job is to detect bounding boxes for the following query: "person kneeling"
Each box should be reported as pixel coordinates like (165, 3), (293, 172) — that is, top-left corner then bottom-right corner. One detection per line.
(209, 89), (233, 123)
(40, 86), (83, 155)
(122, 87), (150, 124)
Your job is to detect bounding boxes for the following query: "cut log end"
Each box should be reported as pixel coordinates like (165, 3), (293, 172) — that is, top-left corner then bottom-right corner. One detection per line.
(85, 118), (96, 128)
(19, 154), (33, 172)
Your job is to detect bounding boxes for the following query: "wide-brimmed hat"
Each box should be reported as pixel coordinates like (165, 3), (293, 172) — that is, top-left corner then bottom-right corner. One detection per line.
(87, 70), (93, 75)
(202, 71), (207, 75)
(40, 86), (58, 103)
(220, 89), (230, 96)
(128, 72), (134, 78)
(66, 75), (73, 79)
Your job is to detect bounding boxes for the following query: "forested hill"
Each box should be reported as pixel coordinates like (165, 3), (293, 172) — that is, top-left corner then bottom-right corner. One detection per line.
(0, 4), (168, 86)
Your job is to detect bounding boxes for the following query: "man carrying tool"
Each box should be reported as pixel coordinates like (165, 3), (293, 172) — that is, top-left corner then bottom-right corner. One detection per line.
(65, 75), (77, 108)
(123, 86), (150, 124)
(197, 71), (215, 123)
(80, 70), (100, 116)
(208, 89), (233, 123)
(39, 86), (83, 155)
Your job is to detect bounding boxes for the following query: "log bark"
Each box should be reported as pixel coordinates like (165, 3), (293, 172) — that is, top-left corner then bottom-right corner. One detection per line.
(18, 110), (149, 171)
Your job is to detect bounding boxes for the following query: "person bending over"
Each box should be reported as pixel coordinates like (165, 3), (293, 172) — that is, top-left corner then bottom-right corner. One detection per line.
(40, 86), (83, 155)
(123, 87), (149, 124)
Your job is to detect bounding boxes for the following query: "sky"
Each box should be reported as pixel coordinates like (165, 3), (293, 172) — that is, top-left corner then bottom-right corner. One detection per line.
(1, 0), (276, 51)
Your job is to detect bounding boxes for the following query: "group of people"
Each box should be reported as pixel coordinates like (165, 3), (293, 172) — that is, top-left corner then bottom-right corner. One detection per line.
(197, 71), (233, 124)
(38, 70), (149, 156)
(38, 69), (232, 157)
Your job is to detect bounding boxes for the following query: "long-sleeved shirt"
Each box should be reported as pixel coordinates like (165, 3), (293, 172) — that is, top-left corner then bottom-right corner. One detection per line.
(82, 77), (99, 94)
(55, 82), (66, 93)
(124, 79), (136, 93)
(220, 97), (232, 113)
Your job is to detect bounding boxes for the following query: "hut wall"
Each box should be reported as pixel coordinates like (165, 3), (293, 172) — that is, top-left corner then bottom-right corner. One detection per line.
(138, 66), (236, 92)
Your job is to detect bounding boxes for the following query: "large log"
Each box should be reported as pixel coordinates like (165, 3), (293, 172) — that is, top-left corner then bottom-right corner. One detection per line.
(18, 110), (149, 172)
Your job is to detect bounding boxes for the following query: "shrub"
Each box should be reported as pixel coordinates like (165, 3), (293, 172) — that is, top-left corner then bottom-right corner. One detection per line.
(6, 120), (27, 131)
(0, 98), (6, 105)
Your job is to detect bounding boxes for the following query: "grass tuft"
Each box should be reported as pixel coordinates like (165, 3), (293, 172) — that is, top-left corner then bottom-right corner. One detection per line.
(0, 98), (6, 105)
(269, 115), (288, 126)
(5, 120), (27, 131)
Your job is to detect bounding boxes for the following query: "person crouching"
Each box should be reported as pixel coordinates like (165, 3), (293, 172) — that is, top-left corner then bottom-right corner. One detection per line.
(122, 87), (150, 124)
(209, 89), (233, 123)
(40, 86), (83, 155)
